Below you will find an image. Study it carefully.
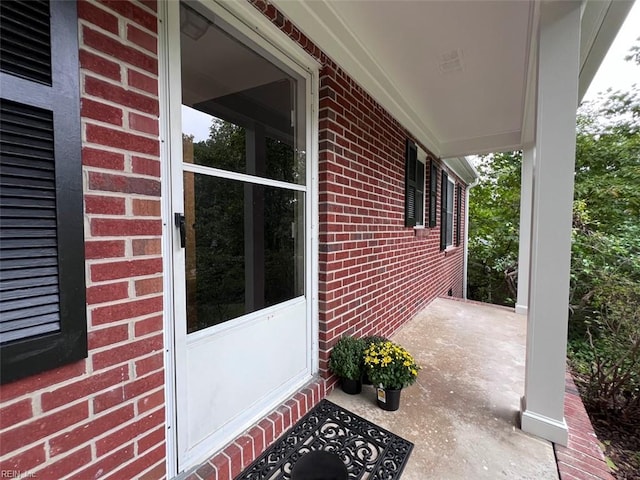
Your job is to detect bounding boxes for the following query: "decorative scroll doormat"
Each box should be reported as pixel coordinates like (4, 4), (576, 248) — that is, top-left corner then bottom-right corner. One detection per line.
(235, 399), (414, 480)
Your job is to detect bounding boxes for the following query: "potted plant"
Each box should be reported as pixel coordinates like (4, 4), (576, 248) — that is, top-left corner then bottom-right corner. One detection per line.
(364, 340), (420, 411)
(362, 335), (389, 385)
(329, 335), (366, 394)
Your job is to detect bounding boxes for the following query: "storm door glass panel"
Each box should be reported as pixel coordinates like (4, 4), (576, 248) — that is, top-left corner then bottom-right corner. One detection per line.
(180, 3), (305, 185)
(183, 173), (304, 333)
(179, 2), (307, 334)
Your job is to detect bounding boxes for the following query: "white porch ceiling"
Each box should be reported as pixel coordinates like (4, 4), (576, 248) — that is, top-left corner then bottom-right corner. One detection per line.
(272, 0), (633, 160)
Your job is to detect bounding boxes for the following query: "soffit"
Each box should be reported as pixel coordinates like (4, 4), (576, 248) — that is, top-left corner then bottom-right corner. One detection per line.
(273, 0), (631, 163)
(273, 0), (533, 160)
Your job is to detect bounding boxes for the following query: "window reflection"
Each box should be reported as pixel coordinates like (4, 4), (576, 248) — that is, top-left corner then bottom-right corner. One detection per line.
(184, 158), (305, 333)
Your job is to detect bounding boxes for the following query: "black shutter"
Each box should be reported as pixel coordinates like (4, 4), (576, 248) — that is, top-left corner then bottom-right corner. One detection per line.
(455, 184), (462, 246)
(404, 139), (418, 227)
(428, 160), (437, 227)
(1, 0), (85, 384)
(440, 171), (448, 250)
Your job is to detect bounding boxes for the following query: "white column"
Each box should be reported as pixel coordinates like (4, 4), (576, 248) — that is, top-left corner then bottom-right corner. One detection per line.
(521, 1), (580, 446)
(515, 147), (534, 315)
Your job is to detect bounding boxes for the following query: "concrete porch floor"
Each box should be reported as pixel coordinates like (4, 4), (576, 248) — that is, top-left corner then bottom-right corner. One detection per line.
(328, 297), (559, 479)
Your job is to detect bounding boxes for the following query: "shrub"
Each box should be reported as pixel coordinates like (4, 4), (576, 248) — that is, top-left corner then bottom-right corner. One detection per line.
(569, 275), (640, 424)
(328, 336), (365, 381)
(362, 335), (389, 348)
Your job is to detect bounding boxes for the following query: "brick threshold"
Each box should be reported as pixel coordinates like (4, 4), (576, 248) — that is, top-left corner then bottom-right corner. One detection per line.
(554, 371), (615, 480)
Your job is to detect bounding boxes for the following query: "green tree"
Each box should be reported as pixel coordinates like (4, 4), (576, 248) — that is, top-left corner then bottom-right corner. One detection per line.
(568, 83), (640, 422)
(467, 151), (521, 306)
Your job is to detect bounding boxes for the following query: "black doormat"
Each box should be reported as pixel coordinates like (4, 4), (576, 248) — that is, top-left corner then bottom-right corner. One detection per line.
(235, 399), (414, 480)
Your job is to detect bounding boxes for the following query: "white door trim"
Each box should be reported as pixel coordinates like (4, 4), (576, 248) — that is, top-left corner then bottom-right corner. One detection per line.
(159, 1), (319, 476)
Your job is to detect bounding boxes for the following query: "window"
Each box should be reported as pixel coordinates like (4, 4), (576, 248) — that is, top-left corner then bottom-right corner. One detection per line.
(455, 184), (462, 246)
(428, 159), (438, 227)
(404, 139), (425, 227)
(0, 0), (86, 384)
(440, 172), (455, 250)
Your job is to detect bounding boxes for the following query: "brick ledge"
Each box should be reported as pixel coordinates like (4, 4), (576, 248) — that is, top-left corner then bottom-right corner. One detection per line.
(555, 372), (615, 480)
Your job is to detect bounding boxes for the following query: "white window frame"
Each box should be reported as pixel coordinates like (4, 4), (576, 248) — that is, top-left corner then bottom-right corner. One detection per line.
(445, 177), (455, 247)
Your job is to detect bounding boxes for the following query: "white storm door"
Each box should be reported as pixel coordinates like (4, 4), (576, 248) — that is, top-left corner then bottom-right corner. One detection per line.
(166, 1), (313, 471)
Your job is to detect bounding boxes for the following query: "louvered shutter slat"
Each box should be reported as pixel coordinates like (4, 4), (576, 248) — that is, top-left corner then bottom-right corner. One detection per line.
(0, 237), (57, 249)
(0, 274), (59, 292)
(1, 256), (58, 270)
(2, 1), (50, 27)
(2, 321), (60, 344)
(1, 298), (59, 318)
(0, 98), (61, 343)
(0, 247), (57, 260)
(0, 284), (59, 302)
(0, 0), (51, 85)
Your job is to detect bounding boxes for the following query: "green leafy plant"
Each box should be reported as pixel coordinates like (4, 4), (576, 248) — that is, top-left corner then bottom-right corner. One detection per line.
(364, 341), (420, 390)
(570, 275), (640, 421)
(328, 336), (366, 381)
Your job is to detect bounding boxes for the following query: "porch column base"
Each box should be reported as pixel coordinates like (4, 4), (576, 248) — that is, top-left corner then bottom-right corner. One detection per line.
(520, 396), (568, 446)
(515, 304), (528, 315)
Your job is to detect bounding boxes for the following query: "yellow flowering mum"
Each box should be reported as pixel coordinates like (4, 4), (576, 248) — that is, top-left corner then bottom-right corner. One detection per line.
(364, 340), (420, 389)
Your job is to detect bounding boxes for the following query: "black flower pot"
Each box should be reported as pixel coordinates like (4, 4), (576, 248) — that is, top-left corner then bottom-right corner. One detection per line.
(362, 371), (372, 385)
(376, 387), (402, 411)
(341, 377), (362, 395)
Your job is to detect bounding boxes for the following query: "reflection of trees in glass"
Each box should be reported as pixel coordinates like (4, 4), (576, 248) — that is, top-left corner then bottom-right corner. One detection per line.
(187, 119), (303, 331)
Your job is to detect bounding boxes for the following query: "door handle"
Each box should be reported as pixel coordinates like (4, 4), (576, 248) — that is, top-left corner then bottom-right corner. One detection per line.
(174, 213), (186, 248)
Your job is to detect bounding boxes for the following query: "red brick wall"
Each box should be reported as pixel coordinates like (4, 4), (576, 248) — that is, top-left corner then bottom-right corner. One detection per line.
(316, 66), (467, 377)
(0, 1), (165, 479)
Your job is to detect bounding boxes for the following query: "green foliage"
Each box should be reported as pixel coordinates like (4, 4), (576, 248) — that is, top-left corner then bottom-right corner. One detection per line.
(364, 341), (419, 389)
(328, 336), (366, 380)
(567, 50), (640, 422)
(467, 151), (521, 306)
(187, 119), (303, 329)
(569, 276), (640, 420)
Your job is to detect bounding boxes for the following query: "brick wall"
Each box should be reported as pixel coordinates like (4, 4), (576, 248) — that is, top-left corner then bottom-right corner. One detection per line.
(316, 66), (467, 378)
(0, 1), (165, 479)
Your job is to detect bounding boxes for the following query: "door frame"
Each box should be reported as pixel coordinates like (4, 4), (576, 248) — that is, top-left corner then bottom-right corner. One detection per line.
(158, 0), (320, 475)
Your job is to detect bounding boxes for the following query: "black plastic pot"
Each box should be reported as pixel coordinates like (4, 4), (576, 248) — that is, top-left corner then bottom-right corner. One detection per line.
(341, 377), (363, 395)
(376, 387), (402, 411)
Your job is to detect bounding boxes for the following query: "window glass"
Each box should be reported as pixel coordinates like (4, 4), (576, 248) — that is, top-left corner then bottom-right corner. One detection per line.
(179, 4), (307, 333)
(180, 4), (305, 185)
(446, 179), (455, 246)
(184, 172), (305, 333)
